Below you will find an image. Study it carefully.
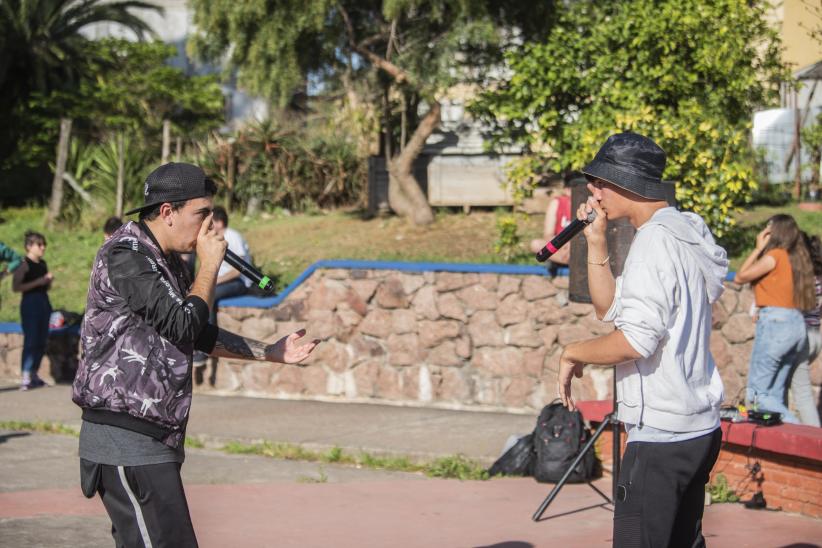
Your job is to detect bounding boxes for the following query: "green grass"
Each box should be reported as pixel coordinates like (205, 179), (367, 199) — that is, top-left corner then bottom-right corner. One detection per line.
(0, 420), (79, 436)
(1, 203), (818, 322)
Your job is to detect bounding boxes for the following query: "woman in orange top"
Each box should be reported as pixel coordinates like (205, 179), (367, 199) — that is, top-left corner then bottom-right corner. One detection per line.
(735, 214), (815, 424)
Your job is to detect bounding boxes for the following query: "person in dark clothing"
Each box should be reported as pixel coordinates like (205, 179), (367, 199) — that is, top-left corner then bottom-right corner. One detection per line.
(72, 163), (319, 547)
(103, 216), (123, 241)
(12, 230), (53, 390)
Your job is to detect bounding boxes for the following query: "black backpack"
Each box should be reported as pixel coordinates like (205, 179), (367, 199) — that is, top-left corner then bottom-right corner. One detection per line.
(532, 402), (597, 483)
(488, 433), (536, 477)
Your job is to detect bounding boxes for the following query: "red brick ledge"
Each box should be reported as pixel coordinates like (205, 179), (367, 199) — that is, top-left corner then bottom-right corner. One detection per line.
(576, 400), (822, 464)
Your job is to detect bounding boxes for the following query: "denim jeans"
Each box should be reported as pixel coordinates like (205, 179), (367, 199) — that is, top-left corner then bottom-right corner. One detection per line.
(20, 292), (52, 376)
(746, 307), (807, 424)
(790, 327), (821, 427)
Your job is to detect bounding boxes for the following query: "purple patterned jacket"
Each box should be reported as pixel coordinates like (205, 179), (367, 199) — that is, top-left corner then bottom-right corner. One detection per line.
(72, 221), (216, 448)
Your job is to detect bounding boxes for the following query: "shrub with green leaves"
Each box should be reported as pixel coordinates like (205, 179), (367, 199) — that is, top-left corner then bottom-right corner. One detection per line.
(472, 0), (790, 237)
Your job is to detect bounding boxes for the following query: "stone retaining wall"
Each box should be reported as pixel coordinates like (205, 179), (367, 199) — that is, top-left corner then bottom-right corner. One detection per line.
(202, 268), (818, 413)
(1, 267), (820, 415)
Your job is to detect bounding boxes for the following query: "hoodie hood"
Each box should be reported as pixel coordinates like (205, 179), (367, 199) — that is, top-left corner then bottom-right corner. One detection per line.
(643, 207), (729, 303)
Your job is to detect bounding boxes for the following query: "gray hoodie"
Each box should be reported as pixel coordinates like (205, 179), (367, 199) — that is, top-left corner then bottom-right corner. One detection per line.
(603, 207), (728, 432)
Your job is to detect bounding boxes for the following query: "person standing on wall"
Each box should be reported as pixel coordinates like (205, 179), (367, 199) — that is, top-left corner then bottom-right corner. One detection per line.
(735, 214), (816, 424)
(556, 132), (728, 548)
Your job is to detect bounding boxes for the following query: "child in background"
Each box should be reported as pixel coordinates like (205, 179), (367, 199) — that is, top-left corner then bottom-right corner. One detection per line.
(735, 215), (816, 423)
(12, 230), (53, 391)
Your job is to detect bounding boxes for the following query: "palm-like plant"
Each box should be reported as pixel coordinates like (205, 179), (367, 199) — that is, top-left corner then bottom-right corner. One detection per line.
(0, 0), (161, 160)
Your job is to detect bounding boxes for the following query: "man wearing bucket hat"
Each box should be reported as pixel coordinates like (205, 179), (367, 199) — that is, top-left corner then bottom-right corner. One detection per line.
(72, 163), (319, 546)
(556, 133), (728, 547)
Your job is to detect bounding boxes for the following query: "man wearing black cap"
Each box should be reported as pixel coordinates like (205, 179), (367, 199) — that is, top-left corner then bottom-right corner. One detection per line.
(72, 163), (318, 547)
(555, 133), (728, 547)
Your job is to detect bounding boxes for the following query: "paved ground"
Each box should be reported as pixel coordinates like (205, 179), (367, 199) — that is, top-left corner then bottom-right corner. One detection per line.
(1, 384), (821, 547)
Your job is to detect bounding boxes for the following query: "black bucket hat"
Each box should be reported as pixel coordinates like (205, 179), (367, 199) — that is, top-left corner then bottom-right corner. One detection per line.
(124, 163), (212, 215)
(582, 132), (674, 201)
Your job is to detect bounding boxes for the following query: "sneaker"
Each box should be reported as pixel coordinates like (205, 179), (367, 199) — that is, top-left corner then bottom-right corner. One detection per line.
(30, 376), (47, 388)
(19, 382), (30, 391)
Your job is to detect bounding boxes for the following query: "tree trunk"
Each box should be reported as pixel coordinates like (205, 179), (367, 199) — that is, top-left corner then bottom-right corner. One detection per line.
(175, 136), (182, 162)
(162, 119), (171, 164)
(46, 117), (72, 227)
(116, 132), (125, 218)
(386, 101), (439, 226)
(226, 140), (235, 212)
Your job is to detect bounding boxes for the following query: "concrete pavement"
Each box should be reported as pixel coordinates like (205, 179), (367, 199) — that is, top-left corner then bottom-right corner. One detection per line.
(2, 384), (822, 547)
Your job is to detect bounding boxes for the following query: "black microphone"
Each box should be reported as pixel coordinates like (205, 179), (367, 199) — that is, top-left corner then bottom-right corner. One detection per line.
(535, 210), (597, 262)
(224, 249), (275, 293)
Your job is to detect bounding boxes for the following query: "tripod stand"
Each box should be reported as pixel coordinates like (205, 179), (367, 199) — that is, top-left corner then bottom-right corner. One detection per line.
(532, 377), (622, 521)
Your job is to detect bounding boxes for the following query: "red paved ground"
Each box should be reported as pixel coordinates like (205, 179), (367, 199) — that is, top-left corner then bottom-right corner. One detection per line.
(2, 478), (820, 547)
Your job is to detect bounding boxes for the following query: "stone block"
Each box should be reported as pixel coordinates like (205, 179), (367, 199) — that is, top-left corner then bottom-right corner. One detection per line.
(386, 333), (420, 366)
(302, 365), (328, 395)
(710, 332), (732, 368)
(522, 276), (558, 300)
(523, 347), (548, 377)
(344, 290), (369, 317)
(568, 302), (591, 316)
(241, 317), (277, 341)
(307, 339), (350, 372)
(412, 285), (440, 320)
(471, 346), (526, 377)
(497, 276), (521, 300)
(336, 304), (364, 328)
(215, 311), (243, 333)
(436, 292), (467, 322)
(719, 289), (738, 315)
(376, 366), (403, 399)
(308, 309), (345, 341)
(358, 309), (393, 338)
(455, 336), (472, 359)
(401, 365), (422, 400)
(352, 359), (380, 397)
(398, 273), (426, 295)
(418, 320), (461, 348)
(427, 341), (462, 367)
(538, 325), (559, 348)
(505, 321), (540, 347)
(496, 294), (529, 326)
(552, 276), (569, 289)
(391, 309), (417, 334)
(721, 314), (755, 344)
(348, 335), (385, 364)
(271, 365), (304, 394)
(455, 284), (498, 312)
(578, 315), (613, 336)
(536, 306), (573, 326)
(737, 289), (754, 316)
(241, 362), (274, 392)
(212, 361), (243, 392)
(351, 279), (379, 303)
(307, 278), (350, 311)
(503, 376), (536, 407)
(712, 302), (728, 329)
(467, 311), (504, 347)
(477, 274), (499, 291)
(375, 277), (409, 309)
(558, 324), (591, 346)
(436, 272), (479, 292)
(474, 376), (501, 405)
(434, 367), (472, 402)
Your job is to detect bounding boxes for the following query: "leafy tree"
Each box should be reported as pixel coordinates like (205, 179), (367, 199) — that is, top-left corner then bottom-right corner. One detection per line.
(471, 0), (790, 237)
(0, 0), (159, 165)
(188, 0), (557, 224)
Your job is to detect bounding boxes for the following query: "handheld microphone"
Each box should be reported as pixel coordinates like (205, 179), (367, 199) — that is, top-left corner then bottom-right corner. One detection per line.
(224, 249), (275, 293)
(535, 210), (597, 263)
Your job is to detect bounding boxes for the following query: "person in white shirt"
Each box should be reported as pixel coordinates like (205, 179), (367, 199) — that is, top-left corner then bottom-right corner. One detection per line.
(193, 206), (253, 368)
(556, 132), (728, 548)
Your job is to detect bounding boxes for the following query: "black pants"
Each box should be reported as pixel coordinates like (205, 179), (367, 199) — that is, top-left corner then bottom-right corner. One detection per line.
(80, 459), (198, 548)
(613, 428), (722, 548)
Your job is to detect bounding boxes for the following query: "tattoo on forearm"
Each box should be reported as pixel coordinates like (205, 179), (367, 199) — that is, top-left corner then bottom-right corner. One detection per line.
(215, 329), (270, 360)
